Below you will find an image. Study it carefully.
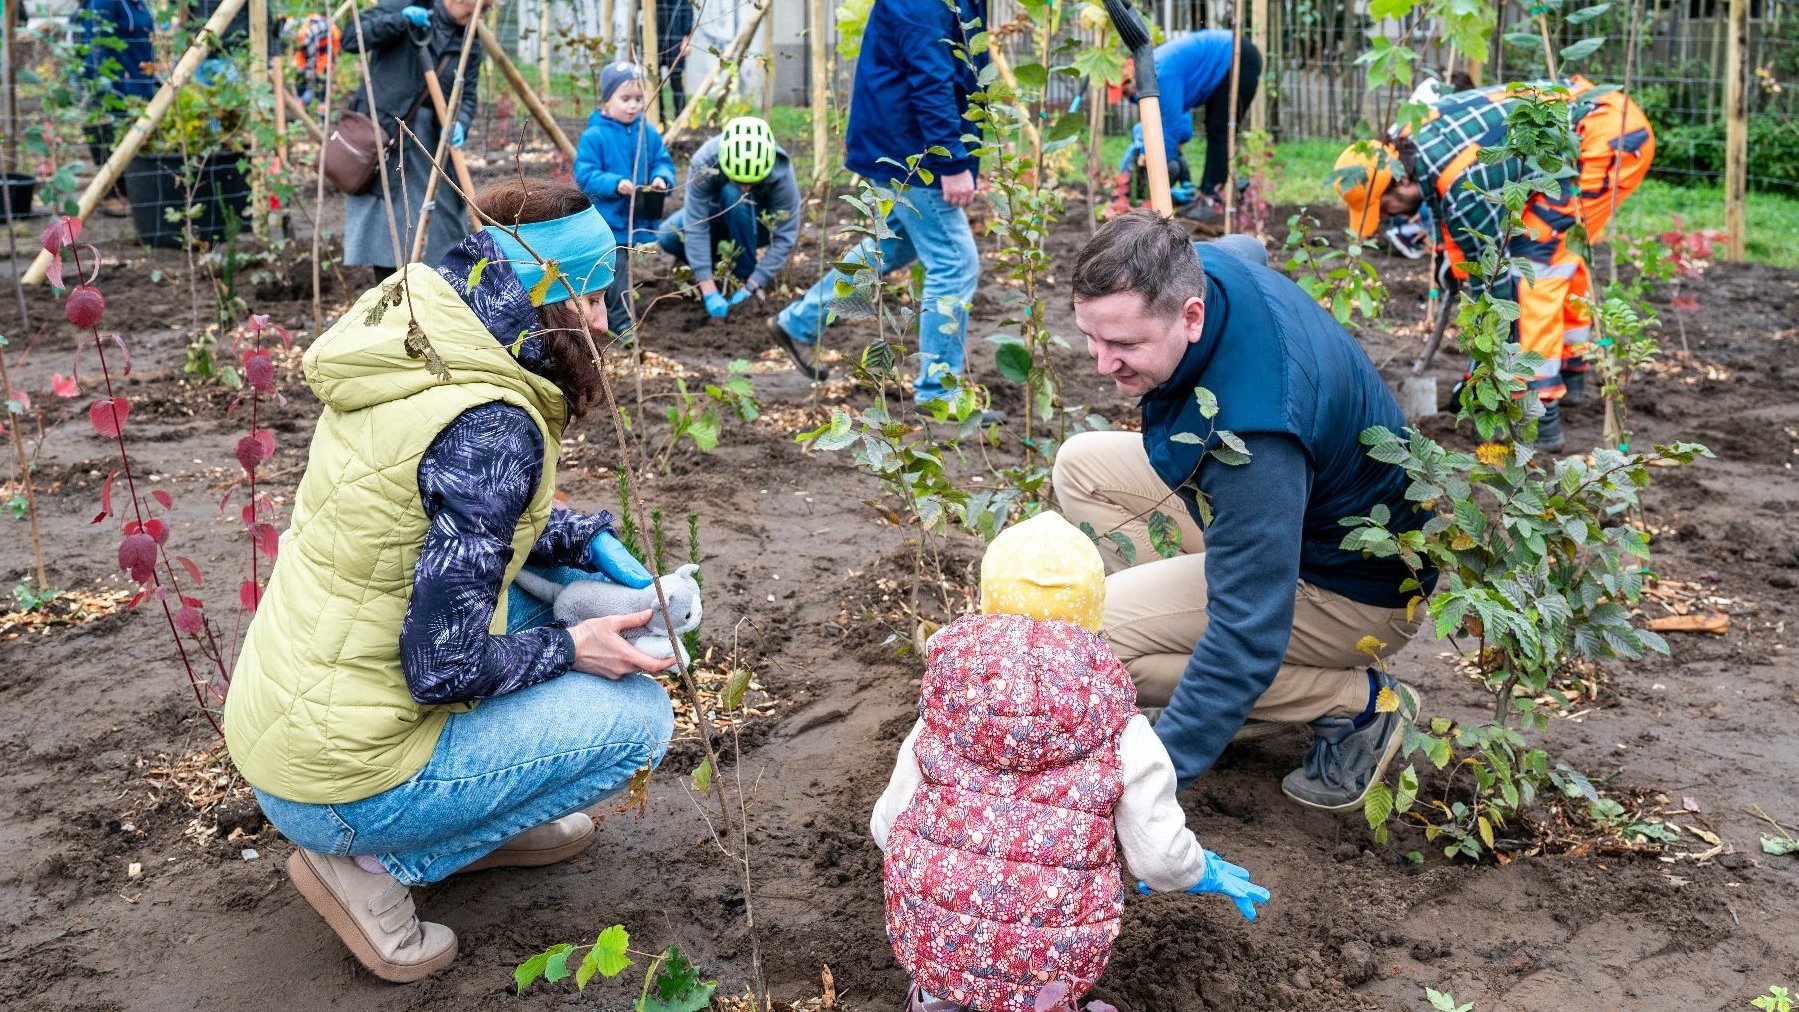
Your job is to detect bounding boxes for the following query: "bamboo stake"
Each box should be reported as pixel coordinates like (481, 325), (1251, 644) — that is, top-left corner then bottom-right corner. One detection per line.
(1085, 27), (1104, 230)
(250, 0), (270, 240)
(1537, 8), (1559, 80)
(760, 0), (775, 114)
(538, 0), (551, 95)
(663, 0), (770, 146)
(643, 0), (661, 126)
(476, 20), (576, 156)
(21, 0), (250, 286)
(410, 3), (487, 262)
(1723, 0), (1747, 260)
(283, 84), (327, 143)
(809, 0), (828, 193)
(602, 0), (615, 59)
(1248, 0), (1267, 135)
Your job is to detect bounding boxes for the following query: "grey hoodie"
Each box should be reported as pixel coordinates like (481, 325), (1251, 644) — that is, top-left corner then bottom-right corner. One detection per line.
(681, 135), (802, 290)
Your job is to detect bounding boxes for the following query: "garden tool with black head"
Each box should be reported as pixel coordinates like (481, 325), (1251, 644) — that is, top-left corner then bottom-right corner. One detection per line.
(1104, 0), (1173, 216)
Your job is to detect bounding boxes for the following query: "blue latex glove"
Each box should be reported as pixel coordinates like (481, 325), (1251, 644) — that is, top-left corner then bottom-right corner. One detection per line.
(450, 122), (466, 147)
(703, 291), (730, 319)
(1136, 848), (1270, 922)
(728, 287), (754, 307)
(402, 5), (431, 26)
(1170, 181), (1197, 205)
(586, 531), (654, 589)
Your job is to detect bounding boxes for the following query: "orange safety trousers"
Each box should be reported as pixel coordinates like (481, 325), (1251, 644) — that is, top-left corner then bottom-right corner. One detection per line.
(1443, 80), (1655, 400)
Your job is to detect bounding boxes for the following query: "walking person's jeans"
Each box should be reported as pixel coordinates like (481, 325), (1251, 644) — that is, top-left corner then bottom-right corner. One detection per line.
(655, 181), (766, 282)
(776, 185), (980, 404)
(254, 568), (677, 886)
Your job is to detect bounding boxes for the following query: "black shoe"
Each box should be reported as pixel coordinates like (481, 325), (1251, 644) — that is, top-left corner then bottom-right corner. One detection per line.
(1561, 369), (1588, 406)
(1534, 399), (1566, 453)
(767, 318), (829, 382)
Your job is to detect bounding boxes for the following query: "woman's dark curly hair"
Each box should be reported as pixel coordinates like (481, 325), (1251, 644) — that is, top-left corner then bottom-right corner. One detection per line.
(473, 178), (609, 419)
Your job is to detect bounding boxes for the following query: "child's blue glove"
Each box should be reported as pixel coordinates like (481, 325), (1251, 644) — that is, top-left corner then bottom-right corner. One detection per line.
(1170, 181), (1197, 205)
(728, 287), (754, 307)
(586, 531), (654, 588)
(704, 291), (730, 318)
(450, 122), (466, 147)
(402, 5), (431, 26)
(1136, 848), (1270, 922)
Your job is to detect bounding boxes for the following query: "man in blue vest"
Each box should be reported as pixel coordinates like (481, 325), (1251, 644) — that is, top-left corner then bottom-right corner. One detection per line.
(1054, 210), (1435, 809)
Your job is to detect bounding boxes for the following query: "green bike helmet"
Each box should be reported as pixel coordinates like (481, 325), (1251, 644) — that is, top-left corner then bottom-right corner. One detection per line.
(718, 116), (777, 184)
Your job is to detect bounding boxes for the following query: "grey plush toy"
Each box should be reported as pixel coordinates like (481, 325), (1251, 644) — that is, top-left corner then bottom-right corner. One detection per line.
(511, 563), (703, 665)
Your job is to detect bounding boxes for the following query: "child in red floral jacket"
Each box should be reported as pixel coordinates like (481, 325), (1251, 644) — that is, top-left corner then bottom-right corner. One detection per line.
(872, 512), (1270, 1012)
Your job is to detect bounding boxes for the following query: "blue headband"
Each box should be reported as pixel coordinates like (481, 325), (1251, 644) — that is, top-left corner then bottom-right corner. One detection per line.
(483, 207), (616, 306)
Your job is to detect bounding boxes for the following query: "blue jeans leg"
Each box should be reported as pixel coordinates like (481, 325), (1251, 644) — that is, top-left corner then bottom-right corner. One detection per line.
(892, 188), (979, 405)
(775, 225), (917, 347)
(655, 208), (687, 261)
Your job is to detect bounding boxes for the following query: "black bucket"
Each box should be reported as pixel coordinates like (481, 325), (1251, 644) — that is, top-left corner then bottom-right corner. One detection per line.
(122, 152), (253, 248)
(0, 173), (35, 219)
(632, 186), (668, 222)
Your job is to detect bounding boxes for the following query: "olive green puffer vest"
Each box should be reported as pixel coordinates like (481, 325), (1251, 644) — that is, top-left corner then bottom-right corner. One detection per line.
(224, 265), (569, 804)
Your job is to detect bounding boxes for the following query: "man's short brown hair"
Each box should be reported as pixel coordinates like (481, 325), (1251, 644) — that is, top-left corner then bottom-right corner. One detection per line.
(1070, 209), (1204, 320)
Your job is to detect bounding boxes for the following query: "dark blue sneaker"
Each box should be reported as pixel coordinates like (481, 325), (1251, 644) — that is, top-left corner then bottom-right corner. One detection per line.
(1280, 675), (1420, 812)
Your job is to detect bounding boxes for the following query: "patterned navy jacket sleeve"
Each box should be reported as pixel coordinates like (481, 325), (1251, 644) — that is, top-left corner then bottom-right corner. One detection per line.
(530, 506), (615, 567)
(400, 401), (575, 704)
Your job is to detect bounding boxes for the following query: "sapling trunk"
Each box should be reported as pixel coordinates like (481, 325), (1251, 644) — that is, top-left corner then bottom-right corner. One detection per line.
(0, 347), (45, 588)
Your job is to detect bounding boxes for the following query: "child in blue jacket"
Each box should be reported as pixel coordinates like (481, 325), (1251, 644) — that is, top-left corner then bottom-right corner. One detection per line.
(574, 62), (674, 340)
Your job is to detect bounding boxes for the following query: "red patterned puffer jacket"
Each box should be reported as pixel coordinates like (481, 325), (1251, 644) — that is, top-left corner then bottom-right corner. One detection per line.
(884, 612), (1137, 1011)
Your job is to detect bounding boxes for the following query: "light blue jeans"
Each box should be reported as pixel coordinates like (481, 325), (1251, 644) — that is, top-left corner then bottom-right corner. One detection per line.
(254, 572), (676, 885)
(776, 185), (979, 404)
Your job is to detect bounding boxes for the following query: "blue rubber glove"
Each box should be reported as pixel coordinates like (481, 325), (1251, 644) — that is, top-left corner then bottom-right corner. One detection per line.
(1136, 848), (1270, 922)
(450, 122), (466, 148)
(402, 5), (431, 26)
(586, 531), (653, 589)
(728, 286), (754, 307)
(1170, 181), (1197, 205)
(703, 291), (730, 319)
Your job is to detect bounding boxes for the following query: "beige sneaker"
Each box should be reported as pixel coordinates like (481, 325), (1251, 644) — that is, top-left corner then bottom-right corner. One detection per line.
(455, 812), (596, 875)
(286, 850), (457, 983)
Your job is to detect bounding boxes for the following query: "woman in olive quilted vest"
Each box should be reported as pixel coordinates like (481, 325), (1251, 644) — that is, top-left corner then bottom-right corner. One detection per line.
(872, 513), (1270, 1011)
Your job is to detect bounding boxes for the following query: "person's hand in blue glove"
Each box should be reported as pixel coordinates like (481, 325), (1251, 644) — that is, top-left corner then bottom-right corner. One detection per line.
(450, 122), (466, 148)
(1136, 848), (1270, 922)
(1170, 181), (1197, 205)
(402, 5), (431, 26)
(703, 291), (730, 319)
(727, 286), (755, 307)
(586, 531), (654, 589)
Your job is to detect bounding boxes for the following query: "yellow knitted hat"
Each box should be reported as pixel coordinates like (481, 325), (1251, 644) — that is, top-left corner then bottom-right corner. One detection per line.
(979, 511), (1106, 632)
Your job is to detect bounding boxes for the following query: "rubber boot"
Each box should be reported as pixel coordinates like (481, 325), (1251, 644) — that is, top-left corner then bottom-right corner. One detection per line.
(1534, 398), (1566, 453)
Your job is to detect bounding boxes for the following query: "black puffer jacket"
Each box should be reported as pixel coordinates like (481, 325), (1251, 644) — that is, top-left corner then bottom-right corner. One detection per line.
(343, 0), (481, 137)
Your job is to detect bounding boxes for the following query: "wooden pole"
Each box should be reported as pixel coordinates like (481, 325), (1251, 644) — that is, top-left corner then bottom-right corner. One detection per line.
(410, 0), (487, 261)
(1223, 0), (1243, 231)
(1248, 0), (1267, 136)
(664, 0), (771, 146)
(22, 0), (251, 286)
(249, 0), (271, 239)
(602, 0), (615, 60)
(538, 0), (552, 96)
(809, 0), (829, 193)
(642, 0), (661, 127)
(1085, 27), (1104, 229)
(2, 0), (17, 174)
(1724, 0), (1747, 260)
(476, 20), (576, 156)
(761, 0), (776, 113)
(283, 85), (327, 144)
(987, 41), (1044, 153)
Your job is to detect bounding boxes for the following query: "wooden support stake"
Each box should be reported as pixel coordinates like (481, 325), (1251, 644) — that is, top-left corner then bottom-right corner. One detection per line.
(986, 40), (1043, 152)
(21, 0), (250, 286)
(1248, 0), (1267, 136)
(1085, 27), (1104, 230)
(643, 0), (661, 127)
(809, 0), (829, 192)
(476, 20), (576, 156)
(761, 0), (776, 114)
(538, 0), (552, 96)
(1724, 0), (1747, 260)
(283, 84), (327, 144)
(1223, 0), (1243, 232)
(664, 0), (771, 146)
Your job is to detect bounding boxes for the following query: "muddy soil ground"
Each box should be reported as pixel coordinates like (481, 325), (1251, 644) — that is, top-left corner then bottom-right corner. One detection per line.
(1, 190), (1796, 1012)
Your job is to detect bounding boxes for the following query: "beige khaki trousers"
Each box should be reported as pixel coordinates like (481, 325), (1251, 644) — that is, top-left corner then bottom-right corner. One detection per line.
(1052, 431), (1420, 722)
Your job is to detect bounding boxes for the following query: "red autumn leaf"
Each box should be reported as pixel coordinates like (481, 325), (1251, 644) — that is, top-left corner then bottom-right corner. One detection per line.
(152, 488), (172, 509)
(143, 517), (168, 544)
(109, 333), (132, 376)
(254, 522), (279, 561)
(243, 351), (275, 392)
(179, 594), (202, 608)
(92, 468), (118, 524)
(89, 397), (129, 438)
(118, 532), (157, 583)
(44, 255), (63, 291)
(254, 427), (275, 459)
(240, 502), (256, 527)
(40, 216), (79, 256)
(51, 373), (79, 398)
(1670, 294), (1700, 312)
(64, 285), (105, 329)
(239, 579), (263, 611)
(174, 603), (204, 634)
(173, 555), (203, 586)
(128, 587), (148, 609)
(235, 433), (269, 473)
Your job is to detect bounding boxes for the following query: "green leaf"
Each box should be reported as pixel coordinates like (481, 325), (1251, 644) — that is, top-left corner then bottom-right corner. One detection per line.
(1169, 431), (1204, 444)
(1761, 835), (1799, 856)
(1147, 511), (1183, 559)
(466, 256), (488, 289)
(1396, 764), (1420, 814)
(722, 667), (752, 711)
(515, 951), (552, 994)
(641, 945), (716, 1012)
(1364, 780), (1394, 830)
(1193, 386), (1219, 419)
(1566, 2), (1613, 23)
(577, 925), (633, 989)
(1012, 61), (1048, 91)
(994, 341), (1032, 383)
(1047, 111), (1084, 143)
(544, 942), (576, 982)
(1102, 531), (1137, 566)
(1369, 0), (1424, 18)
(1559, 36), (1605, 61)
(692, 758), (714, 794)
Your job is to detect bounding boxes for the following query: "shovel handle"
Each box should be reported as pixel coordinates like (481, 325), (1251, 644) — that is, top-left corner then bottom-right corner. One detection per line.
(1102, 0), (1172, 215)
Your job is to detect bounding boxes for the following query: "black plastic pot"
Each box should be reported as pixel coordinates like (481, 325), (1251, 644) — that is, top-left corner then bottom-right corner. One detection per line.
(632, 186), (668, 222)
(1, 173), (35, 218)
(122, 152), (252, 248)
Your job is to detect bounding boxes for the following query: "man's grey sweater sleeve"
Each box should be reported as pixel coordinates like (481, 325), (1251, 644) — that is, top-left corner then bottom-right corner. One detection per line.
(1153, 432), (1313, 789)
